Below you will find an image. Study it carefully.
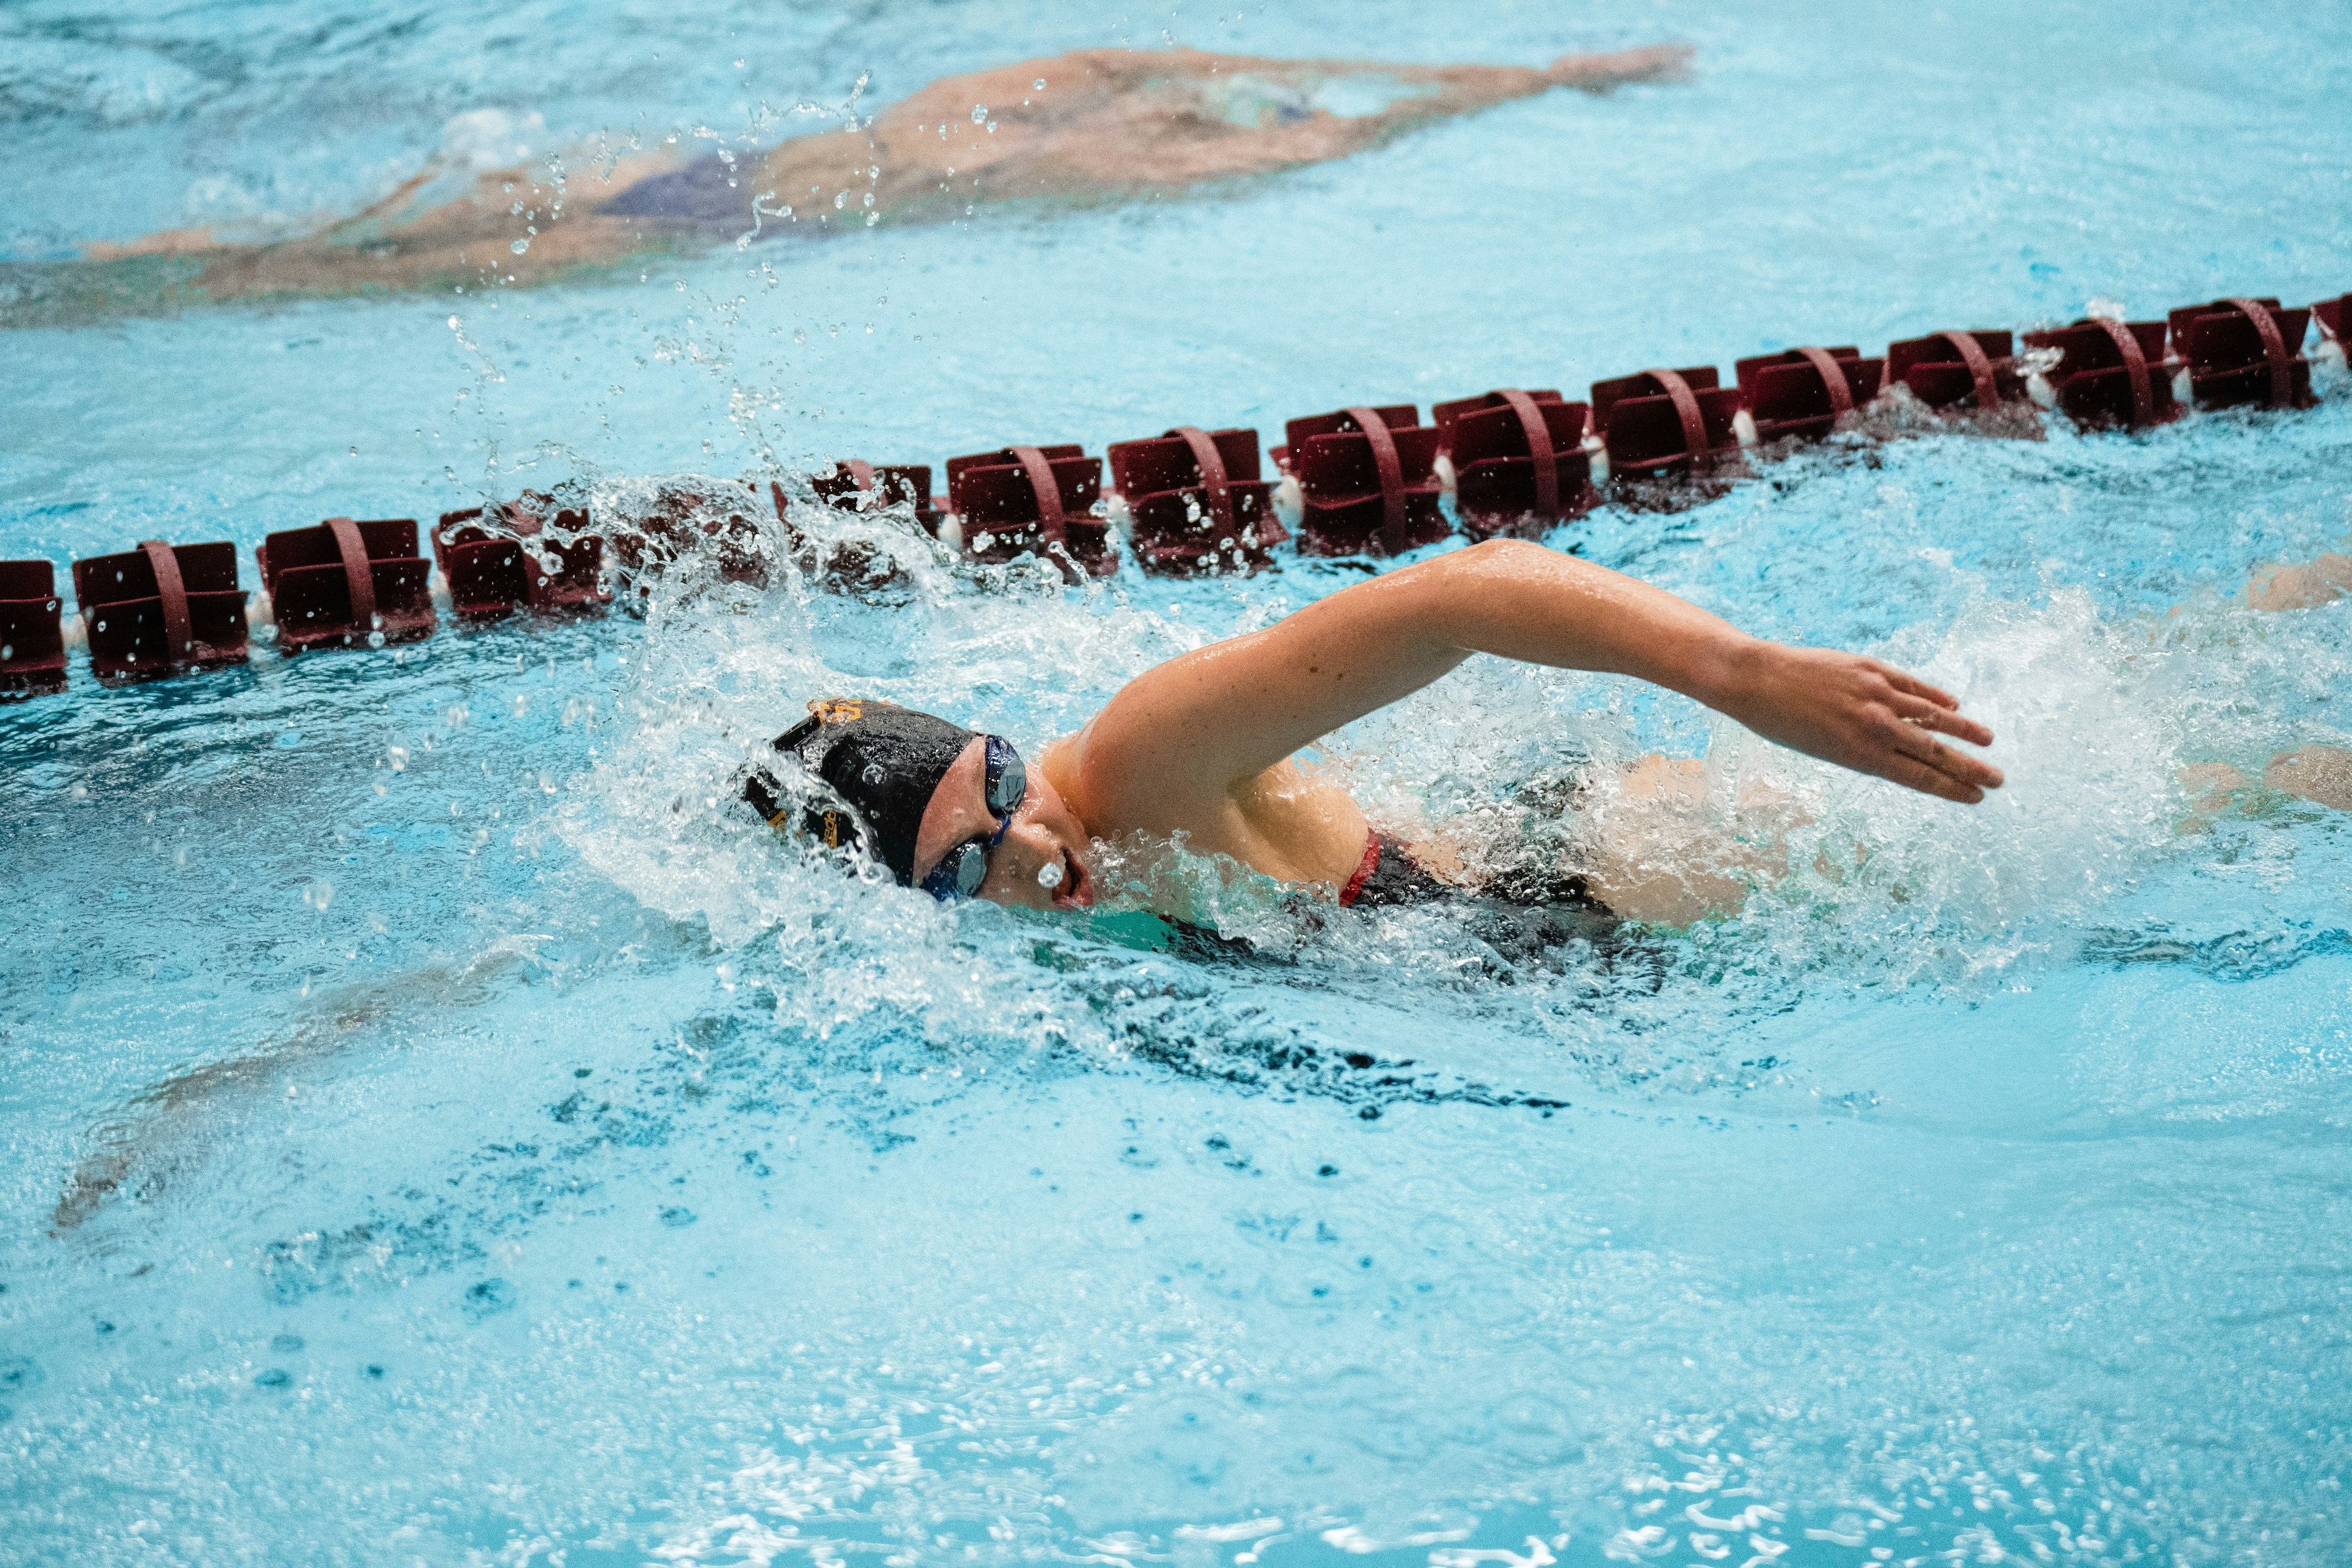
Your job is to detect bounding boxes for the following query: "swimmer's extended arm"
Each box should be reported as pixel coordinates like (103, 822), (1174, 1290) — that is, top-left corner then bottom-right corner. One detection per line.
(1074, 539), (2003, 826)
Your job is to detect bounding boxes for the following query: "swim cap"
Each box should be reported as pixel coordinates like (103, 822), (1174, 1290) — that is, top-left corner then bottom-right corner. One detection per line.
(742, 698), (978, 885)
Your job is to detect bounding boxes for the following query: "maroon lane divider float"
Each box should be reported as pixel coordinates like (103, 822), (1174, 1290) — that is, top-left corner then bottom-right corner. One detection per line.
(2023, 318), (2179, 431)
(257, 517), (437, 653)
(1430, 390), (1593, 538)
(1735, 348), (1885, 443)
(2313, 295), (2349, 356)
(434, 498), (610, 618)
(1, 561), (67, 696)
(1276, 406), (1448, 557)
(73, 540), (250, 681)
(2168, 299), (2314, 411)
(1883, 330), (2031, 414)
(944, 445), (1114, 580)
(1591, 368), (1743, 483)
(1107, 427), (1284, 575)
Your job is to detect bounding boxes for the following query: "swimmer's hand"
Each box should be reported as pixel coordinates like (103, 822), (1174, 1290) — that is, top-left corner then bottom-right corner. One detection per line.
(1707, 643), (2003, 804)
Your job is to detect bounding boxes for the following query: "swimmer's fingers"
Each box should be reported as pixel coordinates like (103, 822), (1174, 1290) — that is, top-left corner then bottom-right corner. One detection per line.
(1887, 688), (1996, 749)
(1876, 664), (1961, 710)
(1875, 662), (2002, 742)
(1882, 715), (2006, 796)
(1878, 749), (1990, 804)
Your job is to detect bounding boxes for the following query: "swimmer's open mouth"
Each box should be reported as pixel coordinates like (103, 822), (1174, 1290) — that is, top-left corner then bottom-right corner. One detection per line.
(1056, 847), (1093, 909)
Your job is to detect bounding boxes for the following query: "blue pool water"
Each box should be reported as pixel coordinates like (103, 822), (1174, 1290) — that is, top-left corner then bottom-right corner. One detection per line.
(4, 1), (2351, 1564)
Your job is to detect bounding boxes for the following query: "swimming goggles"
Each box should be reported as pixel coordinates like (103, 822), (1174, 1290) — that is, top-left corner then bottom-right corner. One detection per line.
(918, 735), (1028, 900)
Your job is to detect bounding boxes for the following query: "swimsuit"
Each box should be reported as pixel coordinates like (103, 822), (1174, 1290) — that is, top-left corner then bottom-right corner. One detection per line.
(1338, 829), (1614, 917)
(1339, 832), (1455, 907)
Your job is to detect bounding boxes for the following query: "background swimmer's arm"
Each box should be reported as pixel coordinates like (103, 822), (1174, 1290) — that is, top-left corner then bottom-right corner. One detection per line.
(2243, 550), (2352, 611)
(1075, 539), (2002, 830)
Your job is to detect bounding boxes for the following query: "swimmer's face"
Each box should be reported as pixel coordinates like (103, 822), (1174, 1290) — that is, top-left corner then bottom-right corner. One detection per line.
(911, 737), (1094, 911)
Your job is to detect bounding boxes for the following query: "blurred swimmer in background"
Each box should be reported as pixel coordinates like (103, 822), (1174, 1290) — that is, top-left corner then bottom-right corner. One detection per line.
(29, 43), (1689, 319)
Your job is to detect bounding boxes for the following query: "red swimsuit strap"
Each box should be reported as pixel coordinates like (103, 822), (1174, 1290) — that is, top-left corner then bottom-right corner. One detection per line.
(1339, 828), (1382, 907)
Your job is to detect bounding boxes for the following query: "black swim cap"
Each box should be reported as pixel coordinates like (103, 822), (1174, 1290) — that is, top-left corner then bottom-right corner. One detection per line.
(742, 698), (978, 885)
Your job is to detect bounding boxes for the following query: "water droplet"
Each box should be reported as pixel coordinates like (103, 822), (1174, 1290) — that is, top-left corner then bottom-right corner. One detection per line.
(367, 630), (387, 649)
(834, 190), (846, 209)
(348, 444), (358, 457)
(511, 238), (530, 254)
(971, 104), (988, 123)
(387, 746), (409, 772)
(1034, 78), (1047, 90)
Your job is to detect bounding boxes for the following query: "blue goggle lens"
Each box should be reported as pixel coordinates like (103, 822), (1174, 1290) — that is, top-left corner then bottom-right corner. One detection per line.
(921, 736), (1028, 902)
(984, 735), (1026, 817)
(923, 840), (989, 900)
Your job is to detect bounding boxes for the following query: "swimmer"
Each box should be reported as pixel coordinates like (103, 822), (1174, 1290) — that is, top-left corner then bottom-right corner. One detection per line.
(15, 44), (1687, 322)
(743, 537), (2006, 924)
(2171, 546), (2352, 823)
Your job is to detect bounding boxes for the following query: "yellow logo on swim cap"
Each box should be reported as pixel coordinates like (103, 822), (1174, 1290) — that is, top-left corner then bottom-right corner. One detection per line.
(808, 697), (873, 725)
